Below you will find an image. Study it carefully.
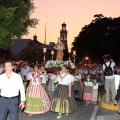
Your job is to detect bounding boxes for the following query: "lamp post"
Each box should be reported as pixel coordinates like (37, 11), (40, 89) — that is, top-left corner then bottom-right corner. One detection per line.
(85, 56), (89, 64)
(51, 50), (54, 60)
(73, 51), (76, 63)
(85, 57), (88, 60)
(44, 15), (47, 45)
(43, 48), (47, 62)
(68, 49), (71, 61)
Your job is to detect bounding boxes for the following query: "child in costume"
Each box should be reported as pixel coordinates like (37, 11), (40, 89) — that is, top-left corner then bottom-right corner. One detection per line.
(91, 79), (99, 104)
(83, 74), (93, 106)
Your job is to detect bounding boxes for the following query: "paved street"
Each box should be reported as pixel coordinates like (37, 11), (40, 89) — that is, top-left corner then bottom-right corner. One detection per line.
(7, 86), (120, 120)
(7, 102), (95, 120)
(7, 102), (120, 120)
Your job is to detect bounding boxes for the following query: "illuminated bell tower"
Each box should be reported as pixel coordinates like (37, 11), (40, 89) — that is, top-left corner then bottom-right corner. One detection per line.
(60, 23), (68, 49)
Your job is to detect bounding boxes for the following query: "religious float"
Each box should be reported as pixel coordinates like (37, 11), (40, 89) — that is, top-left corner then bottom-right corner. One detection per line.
(45, 39), (76, 74)
(45, 60), (76, 74)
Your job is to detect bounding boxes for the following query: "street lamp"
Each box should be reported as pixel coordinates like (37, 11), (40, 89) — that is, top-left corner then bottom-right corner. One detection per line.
(85, 56), (89, 64)
(43, 48), (47, 62)
(51, 50), (54, 60)
(68, 49), (71, 61)
(73, 51), (76, 63)
(85, 57), (89, 60)
(44, 14), (47, 45)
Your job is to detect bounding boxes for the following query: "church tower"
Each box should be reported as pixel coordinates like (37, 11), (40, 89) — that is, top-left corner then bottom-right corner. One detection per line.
(60, 23), (68, 49)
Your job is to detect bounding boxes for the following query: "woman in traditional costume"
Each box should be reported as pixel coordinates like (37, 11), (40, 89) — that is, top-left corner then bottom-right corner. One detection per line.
(50, 66), (77, 119)
(24, 65), (51, 116)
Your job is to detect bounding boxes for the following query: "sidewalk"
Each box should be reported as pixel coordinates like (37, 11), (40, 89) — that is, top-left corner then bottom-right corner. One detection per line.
(96, 86), (119, 120)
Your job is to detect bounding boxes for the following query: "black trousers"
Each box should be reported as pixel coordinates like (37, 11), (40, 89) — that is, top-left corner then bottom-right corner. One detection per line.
(0, 96), (19, 120)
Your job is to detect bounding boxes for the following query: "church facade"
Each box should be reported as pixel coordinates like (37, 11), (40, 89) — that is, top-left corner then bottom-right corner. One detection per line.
(10, 23), (69, 60)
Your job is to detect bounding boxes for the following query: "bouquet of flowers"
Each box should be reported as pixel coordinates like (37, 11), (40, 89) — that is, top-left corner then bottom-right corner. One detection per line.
(45, 60), (76, 69)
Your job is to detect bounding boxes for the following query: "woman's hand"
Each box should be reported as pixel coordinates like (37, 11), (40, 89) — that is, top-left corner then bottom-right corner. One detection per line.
(38, 75), (42, 83)
(69, 92), (71, 97)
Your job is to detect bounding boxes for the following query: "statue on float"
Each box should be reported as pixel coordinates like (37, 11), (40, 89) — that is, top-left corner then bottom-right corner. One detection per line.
(54, 39), (65, 61)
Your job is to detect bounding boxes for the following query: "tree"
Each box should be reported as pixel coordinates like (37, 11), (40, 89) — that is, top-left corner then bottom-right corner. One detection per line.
(72, 14), (120, 63)
(0, 0), (38, 48)
(18, 48), (43, 64)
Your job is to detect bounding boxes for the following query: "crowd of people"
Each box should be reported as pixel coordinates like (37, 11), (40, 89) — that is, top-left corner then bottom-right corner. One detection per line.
(0, 56), (120, 120)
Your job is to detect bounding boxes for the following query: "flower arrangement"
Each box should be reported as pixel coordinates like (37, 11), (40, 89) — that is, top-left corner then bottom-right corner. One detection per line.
(45, 60), (76, 69)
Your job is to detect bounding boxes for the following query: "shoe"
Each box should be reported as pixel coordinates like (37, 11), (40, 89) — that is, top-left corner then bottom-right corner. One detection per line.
(118, 112), (120, 115)
(57, 115), (62, 119)
(85, 104), (87, 106)
(28, 114), (32, 116)
(59, 113), (61, 115)
(88, 101), (90, 104)
(65, 113), (68, 115)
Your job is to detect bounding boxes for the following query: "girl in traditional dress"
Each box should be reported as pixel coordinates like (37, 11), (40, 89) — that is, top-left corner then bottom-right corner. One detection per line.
(24, 65), (51, 116)
(83, 74), (93, 106)
(50, 66), (77, 119)
(91, 79), (99, 104)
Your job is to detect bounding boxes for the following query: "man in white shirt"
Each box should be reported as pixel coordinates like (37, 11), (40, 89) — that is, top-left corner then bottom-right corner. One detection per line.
(26, 66), (34, 89)
(103, 56), (116, 103)
(21, 64), (30, 77)
(0, 60), (25, 120)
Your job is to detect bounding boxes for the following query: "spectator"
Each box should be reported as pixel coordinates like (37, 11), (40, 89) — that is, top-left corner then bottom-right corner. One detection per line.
(103, 56), (116, 103)
(21, 64), (30, 78)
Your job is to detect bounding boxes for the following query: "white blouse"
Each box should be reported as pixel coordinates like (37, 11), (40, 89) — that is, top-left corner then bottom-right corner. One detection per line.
(30, 73), (42, 85)
(57, 73), (72, 85)
(84, 80), (93, 86)
(92, 83), (99, 90)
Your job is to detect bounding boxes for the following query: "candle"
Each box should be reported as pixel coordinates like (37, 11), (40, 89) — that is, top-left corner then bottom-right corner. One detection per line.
(43, 48), (47, 53)
(51, 50), (54, 55)
(68, 49), (71, 53)
(73, 51), (76, 56)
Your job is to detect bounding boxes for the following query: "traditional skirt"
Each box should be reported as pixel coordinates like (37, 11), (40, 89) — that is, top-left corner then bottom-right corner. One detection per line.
(50, 84), (77, 114)
(91, 89), (100, 104)
(83, 86), (92, 100)
(41, 83), (52, 101)
(24, 84), (51, 114)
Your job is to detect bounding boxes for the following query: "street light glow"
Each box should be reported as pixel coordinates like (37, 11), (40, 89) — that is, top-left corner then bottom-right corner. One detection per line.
(44, 14), (47, 18)
(85, 57), (88, 60)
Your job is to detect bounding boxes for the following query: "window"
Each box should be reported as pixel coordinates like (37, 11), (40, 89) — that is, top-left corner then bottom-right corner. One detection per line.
(62, 35), (65, 40)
